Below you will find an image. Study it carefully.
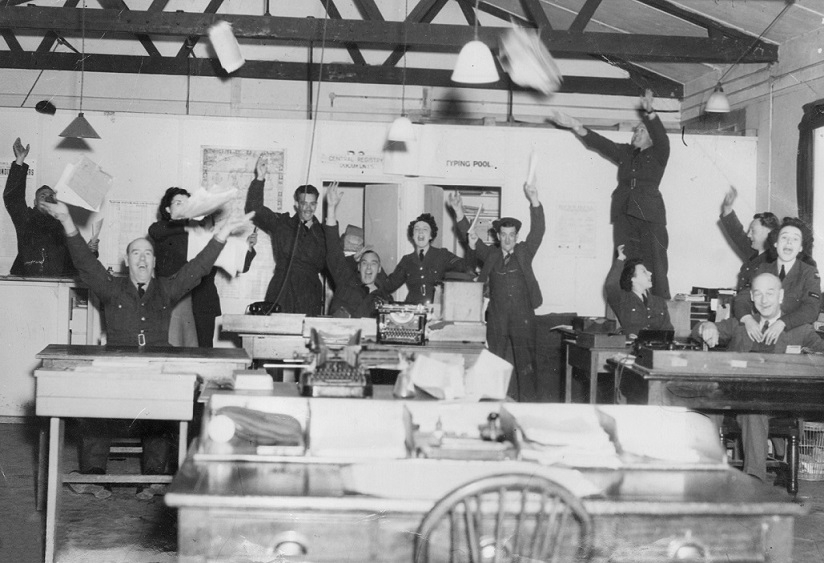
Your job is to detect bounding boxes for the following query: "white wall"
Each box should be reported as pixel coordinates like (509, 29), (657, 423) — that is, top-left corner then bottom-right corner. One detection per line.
(0, 108), (756, 323)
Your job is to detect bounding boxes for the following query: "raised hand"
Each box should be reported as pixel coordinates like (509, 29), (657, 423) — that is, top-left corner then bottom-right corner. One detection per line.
(254, 155), (267, 180)
(641, 89), (654, 113)
(447, 191), (465, 221)
(721, 186), (737, 216)
(523, 181), (540, 207)
(246, 229), (258, 248)
(41, 200), (71, 223)
(216, 211), (255, 241)
(13, 137), (30, 164)
(326, 182), (343, 208)
(467, 229), (479, 250)
(546, 110), (584, 135)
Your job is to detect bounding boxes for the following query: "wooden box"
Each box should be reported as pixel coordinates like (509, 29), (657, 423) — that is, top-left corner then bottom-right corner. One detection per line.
(576, 332), (626, 349)
(441, 281), (484, 323)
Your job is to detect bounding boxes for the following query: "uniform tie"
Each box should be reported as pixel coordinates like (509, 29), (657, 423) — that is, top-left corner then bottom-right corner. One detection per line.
(137, 283), (146, 298)
(419, 250), (425, 262)
(779, 265), (786, 281)
(642, 292), (649, 307)
(762, 319), (770, 332)
(503, 251), (511, 266)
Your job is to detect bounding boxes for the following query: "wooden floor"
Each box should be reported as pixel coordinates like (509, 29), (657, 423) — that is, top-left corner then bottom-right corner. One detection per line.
(1, 420), (824, 562)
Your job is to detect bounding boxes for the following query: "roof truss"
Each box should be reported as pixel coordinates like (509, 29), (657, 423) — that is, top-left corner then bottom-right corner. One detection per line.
(0, 1), (780, 100)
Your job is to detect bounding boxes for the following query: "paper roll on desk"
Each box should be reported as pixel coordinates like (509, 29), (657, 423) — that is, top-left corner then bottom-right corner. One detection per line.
(208, 21), (245, 73)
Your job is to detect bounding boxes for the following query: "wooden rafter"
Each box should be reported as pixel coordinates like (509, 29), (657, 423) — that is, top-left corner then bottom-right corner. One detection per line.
(322, 0), (367, 66)
(0, 4), (779, 100)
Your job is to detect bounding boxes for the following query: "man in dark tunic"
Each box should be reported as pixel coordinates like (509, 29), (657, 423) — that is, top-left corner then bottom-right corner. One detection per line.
(453, 182), (545, 402)
(3, 137), (97, 276)
(245, 156), (326, 315)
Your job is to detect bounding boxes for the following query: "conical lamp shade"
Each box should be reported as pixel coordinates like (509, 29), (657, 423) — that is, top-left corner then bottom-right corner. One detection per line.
(452, 40), (499, 84)
(59, 112), (100, 139)
(387, 116), (415, 142)
(705, 85), (730, 114)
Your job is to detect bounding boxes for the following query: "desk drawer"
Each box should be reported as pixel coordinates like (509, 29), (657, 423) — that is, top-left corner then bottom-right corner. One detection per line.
(177, 507), (418, 562)
(593, 514), (779, 563)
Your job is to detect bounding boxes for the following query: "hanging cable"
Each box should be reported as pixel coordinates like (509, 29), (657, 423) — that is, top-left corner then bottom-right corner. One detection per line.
(264, 1), (332, 315)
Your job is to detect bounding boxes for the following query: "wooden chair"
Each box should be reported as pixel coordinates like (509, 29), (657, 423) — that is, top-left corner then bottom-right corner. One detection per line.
(414, 473), (593, 563)
(720, 416), (800, 495)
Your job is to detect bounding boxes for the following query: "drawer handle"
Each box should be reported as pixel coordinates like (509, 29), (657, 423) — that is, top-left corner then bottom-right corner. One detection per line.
(668, 533), (708, 562)
(273, 531), (308, 557)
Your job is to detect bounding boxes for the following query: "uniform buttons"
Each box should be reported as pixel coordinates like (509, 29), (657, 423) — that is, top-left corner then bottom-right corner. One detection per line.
(141, 317), (146, 321)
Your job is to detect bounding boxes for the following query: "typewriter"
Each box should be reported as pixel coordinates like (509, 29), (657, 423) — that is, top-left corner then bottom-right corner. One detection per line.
(299, 328), (372, 398)
(377, 304), (428, 345)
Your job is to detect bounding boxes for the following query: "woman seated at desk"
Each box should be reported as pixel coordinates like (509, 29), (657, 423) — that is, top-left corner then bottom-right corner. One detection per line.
(605, 244), (672, 339)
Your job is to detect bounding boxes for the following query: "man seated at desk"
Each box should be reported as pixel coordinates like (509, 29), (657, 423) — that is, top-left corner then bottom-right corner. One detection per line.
(323, 183), (390, 317)
(43, 199), (253, 497)
(693, 272), (824, 483)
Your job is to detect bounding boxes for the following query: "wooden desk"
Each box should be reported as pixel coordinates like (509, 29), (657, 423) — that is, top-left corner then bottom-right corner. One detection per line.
(34, 344), (250, 563)
(611, 350), (824, 411)
(167, 453), (803, 562)
(564, 339), (628, 404)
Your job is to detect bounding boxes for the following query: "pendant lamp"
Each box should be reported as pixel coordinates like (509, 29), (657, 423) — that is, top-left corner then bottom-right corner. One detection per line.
(60, 1), (100, 139)
(705, 85), (730, 114)
(451, 0), (498, 84)
(388, 0), (415, 143)
(702, 2), (792, 115)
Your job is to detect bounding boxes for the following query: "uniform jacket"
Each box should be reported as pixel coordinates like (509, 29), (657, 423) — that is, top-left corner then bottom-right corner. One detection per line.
(692, 316), (824, 353)
(719, 210), (767, 292)
(605, 258), (673, 336)
(460, 205), (545, 310)
(149, 219), (221, 318)
(324, 223), (390, 318)
(66, 232), (224, 346)
(384, 244), (472, 306)
(245, 179), (326, 313)
(580, 113), (670, 225)
(733, 259), (822, 331)
(4, 162), (77, 277)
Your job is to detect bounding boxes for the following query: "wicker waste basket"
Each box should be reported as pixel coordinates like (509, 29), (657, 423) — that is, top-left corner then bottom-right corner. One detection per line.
(799, 421), (824, 481)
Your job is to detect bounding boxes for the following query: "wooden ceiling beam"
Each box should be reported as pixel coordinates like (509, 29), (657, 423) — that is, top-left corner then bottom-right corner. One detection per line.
(383, 0), (449, 67)
(569, 0), (603, 33)
(520, 0), (551, 30)
(175, 0), (223, 59)
(0, 49), (681, 97)
(0, 7), (777, 64)
(98, 0), (162, 58)
(321, 0), (367, 66)
(632, 0), (758, 43)
(351, 0), (384, 22)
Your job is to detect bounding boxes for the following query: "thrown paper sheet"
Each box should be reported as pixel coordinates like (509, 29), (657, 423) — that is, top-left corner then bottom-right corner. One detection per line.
(464, 349), (512, 400)
(53, 156), (113, 212)
(176, 185), (237, 220)
(187, 225), (250, 276)
(498, 25), (563, 95)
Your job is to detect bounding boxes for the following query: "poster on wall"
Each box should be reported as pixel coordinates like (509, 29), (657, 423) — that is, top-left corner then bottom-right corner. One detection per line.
(200, 147), (285, 301)
(0, 159), (36, 268)
(552, 202), (597, 255)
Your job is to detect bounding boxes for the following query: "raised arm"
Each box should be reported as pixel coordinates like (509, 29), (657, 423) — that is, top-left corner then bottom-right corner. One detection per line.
(604, 245), (626, 309)
(323, 183), (360, 289)
(523, 181), (545, 256)
(245, 155), (278, 228)
(3, 138), (31, 228)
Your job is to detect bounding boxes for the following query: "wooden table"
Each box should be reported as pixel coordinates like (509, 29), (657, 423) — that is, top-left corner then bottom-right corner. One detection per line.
(564, 339), (629, 404)
(166, 453), (803, 562)
(34, 344), (250, 563)
(612, 350), (824, 495)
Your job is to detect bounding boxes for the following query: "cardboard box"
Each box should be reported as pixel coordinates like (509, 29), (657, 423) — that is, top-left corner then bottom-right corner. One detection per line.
(441, 281), (484, 322)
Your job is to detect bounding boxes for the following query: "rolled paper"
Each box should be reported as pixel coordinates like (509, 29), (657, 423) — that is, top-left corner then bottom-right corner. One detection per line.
(208, 21), (245, 73)
(527, 147), (537, 185)
(469, 204), (483, 233)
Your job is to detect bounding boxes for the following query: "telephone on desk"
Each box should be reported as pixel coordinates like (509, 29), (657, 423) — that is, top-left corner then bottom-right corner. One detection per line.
(299, 328), (372, 398)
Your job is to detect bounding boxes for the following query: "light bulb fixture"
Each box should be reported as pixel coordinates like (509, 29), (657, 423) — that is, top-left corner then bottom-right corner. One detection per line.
(59, 1), (100, 139)
(387, 0), (415, 143)
(705, 84), (730, 113)
(702, 2), (792, 116)
(451, 0), (499, 84)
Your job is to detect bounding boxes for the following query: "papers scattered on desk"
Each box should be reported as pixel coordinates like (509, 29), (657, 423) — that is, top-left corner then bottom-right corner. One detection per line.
(341, 460), (603, 500)
(502, 405), (621, 468)
(308, 400), (408, 459)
